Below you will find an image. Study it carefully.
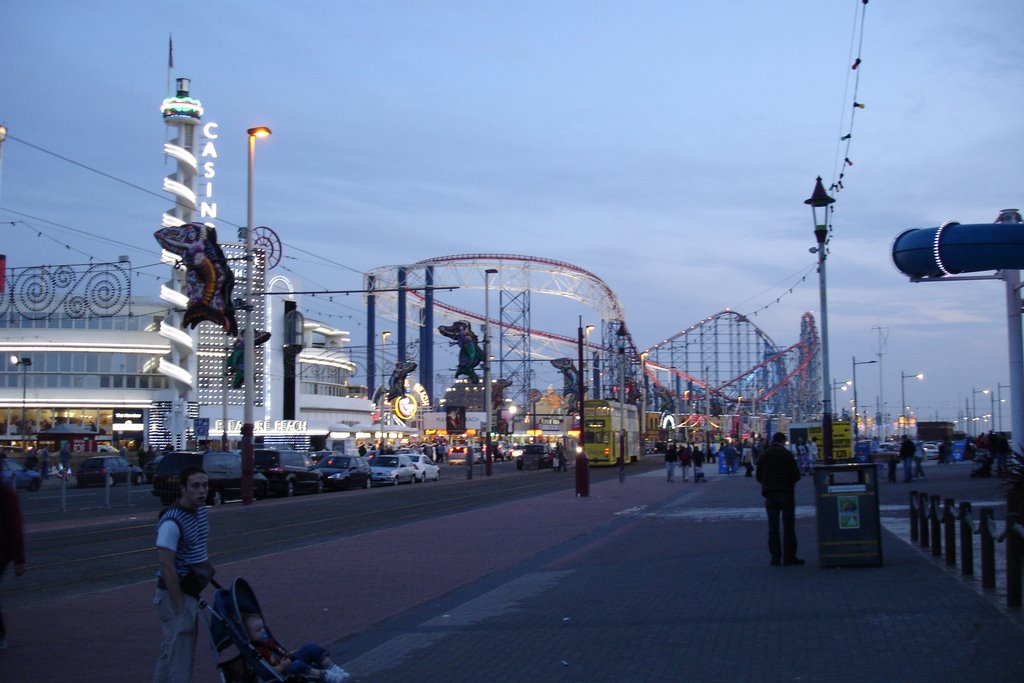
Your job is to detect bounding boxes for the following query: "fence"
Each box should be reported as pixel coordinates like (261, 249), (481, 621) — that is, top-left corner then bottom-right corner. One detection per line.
(909, 490), (1024, 608)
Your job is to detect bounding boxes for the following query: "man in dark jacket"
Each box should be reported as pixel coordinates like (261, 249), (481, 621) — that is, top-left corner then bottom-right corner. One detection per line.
(756, 432), (804, 566)
(899, 435), (916, 483)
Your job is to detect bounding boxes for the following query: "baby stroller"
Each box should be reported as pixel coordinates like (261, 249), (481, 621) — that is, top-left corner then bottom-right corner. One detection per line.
(693, 464), (706, 483)
(204, 577), (334, 683)
(970, 450), (993, 478)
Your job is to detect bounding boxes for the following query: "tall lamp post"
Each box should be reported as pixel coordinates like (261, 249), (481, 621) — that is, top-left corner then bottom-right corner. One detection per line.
(832, 379), (851, 420)
(972, 387), (990, 438)
(10, 356), (31, 447)
(483, 268), (497, 477)
(616, 321), (627, 483)
(241, 125), (271, 505)
(998, 382), (1009, 432)
(806, 177), (835, 462)
(852, 357), (877, 446)
(380, 330), (391, 431)
(900, 371), (923, 436)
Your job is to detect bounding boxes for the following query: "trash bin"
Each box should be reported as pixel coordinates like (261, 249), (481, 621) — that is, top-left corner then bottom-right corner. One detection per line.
(813, 463), (883, 567)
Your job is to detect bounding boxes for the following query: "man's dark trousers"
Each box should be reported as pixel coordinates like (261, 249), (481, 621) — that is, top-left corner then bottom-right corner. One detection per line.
(765, 491), (798, 564)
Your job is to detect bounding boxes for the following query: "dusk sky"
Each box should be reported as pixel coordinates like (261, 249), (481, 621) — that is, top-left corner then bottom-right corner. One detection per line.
(3, 1), (1024, 432)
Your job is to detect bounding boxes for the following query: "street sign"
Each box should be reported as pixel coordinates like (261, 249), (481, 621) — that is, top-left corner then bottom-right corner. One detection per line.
(194, 417), (210, 438)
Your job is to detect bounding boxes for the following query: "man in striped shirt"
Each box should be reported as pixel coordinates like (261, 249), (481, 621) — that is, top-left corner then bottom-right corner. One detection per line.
(154, 465), (210, 682)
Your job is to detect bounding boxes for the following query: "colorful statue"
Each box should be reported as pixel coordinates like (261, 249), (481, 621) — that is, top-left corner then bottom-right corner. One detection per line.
(438, 321), (484, 383)
(490, 378), (512, 411)
(549, 357), (579, 408)
(226, 330), (271, 389)
(387, 360), (417, 400)
(154, 222), (237, 335)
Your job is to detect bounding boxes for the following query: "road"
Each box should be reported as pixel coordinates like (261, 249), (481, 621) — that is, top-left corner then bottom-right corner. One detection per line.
(9, 459), (651, 612)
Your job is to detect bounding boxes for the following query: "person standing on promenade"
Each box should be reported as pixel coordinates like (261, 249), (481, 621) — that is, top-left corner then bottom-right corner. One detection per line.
(0, 480), (26, 649)
(665, 442), (678, 482)
(899, 435), (916, 483)
(742, 439), (755, 477)
(154, 466), (212, 683)
(679, 443), (692, 482)
(756, 432), (804, 566)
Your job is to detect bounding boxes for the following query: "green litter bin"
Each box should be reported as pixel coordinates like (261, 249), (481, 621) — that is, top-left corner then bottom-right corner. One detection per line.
(813, 463), (883, 567)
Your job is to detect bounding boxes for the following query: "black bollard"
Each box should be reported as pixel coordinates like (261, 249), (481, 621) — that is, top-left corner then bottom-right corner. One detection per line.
(980, 507), (996, 589)
(959, 501), (973, 577)
(943, 499), (957, 567)
(930, 495), (943, 557)
(910, 491), (919, 543)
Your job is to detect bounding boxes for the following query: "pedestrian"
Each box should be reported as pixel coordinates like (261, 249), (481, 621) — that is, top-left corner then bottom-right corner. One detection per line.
(899, 435), (916, 483)
(153, 465), (213, 683)
(23, 450), (39, 472)
(59, 445), (71, 476)
(794, 438), (811, 475)
(742, 440), (754, 477)
(679, 444), (692, 482)
(722, 440), (738, 475)
(913, 440), (926, 479)
(806, 437), (819, 471)
(0, 480), (27, 649)
(38, 447), (50, 478)
(887, 451), (898, 483)
(665, 442), (678, 482)
(556, 444), (567, 472)
(993, 431), (1009, 476)
(756, 432), (804, 566)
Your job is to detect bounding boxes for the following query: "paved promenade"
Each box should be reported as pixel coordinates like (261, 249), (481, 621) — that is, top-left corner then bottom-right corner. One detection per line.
(2, 459), (1023, 682)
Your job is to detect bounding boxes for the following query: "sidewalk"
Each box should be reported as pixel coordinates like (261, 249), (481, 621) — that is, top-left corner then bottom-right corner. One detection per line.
(2, 460), (1022, 682)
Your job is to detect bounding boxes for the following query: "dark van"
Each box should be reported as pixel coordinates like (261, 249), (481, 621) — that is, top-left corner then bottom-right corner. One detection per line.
(151, 451), (267, 505)
(253, 449), (324, 496)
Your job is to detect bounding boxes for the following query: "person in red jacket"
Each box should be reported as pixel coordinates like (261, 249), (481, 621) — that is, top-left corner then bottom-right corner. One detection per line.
(1, 480), (27, 649)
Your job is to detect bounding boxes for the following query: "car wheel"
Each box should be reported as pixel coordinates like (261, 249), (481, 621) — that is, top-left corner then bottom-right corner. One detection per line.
(29, 478), (41, 492)
(314, 477), (324, 494)
(209, 488), (224, 506)
(285, 479), (295, 497)
(106, 474), (115, 487)
(135, 473), (145, 486)
(392, 476), (399, 486)
(364, 477), (372, 490)
(433, 471), (440, 481)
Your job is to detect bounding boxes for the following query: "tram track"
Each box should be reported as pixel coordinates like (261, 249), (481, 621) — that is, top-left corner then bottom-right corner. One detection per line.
(10, 464), (649, 610)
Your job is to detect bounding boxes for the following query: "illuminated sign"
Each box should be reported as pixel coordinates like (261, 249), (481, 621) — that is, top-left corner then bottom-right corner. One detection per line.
(214, 419), (308, 434)
(200, 122), (218, 219)
(393, 394), (418, 420)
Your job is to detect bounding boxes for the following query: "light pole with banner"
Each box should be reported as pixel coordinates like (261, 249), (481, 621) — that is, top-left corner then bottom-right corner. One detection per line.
(483, 268), (497, 476)
(852, 357), (877, 445)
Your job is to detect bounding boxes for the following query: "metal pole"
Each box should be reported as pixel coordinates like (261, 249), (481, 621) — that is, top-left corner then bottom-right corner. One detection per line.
(242, 126), (270, 505)
(806, 177), (835, 464)
(484, 268), (497, 477)
(901, 373), (907, 437)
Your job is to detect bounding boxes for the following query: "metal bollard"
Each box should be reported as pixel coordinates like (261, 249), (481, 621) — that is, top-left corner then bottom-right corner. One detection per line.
(910, 491), (919, 543)
(943, 498), (956, 567)
(918, 492), (930, 548)
(980, 507), (996, 589)
(930, 495), (942, 556)
(1006, 514), (1022, 608)
(959, 502), (973, 577)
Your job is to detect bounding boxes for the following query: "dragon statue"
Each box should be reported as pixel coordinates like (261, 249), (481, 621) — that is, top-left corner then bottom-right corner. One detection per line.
(154, 222), (237, 335)
(387, 360), (418, 400)
(438, 321), (484, 383)
(549, 357), (579, 409)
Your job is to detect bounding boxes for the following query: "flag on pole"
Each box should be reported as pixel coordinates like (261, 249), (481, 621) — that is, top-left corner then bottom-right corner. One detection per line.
(168, 34), (174, 69)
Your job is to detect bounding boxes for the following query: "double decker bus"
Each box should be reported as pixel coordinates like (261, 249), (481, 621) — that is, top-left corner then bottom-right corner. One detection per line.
(582, 399), (640, 466)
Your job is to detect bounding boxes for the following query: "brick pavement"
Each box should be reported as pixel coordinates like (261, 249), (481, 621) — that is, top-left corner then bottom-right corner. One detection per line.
(2, 459), (1023, 682)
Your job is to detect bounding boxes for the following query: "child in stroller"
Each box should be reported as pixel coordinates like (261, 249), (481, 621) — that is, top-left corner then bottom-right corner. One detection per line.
(244, 612), (348, 683)
(207, 577), (349, 683)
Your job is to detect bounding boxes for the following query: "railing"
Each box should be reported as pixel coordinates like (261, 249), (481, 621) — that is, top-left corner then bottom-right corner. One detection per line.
(909, 490), (1024, 608)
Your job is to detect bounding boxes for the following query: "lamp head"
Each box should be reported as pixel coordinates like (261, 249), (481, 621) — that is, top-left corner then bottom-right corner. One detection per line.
(247, 126), (272, 138)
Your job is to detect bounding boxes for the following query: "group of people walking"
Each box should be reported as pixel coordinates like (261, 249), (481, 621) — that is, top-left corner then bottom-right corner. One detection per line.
(664, 437), (772, 482)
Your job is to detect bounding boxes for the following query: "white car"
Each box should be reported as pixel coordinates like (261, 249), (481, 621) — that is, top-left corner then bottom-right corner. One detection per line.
(408, 454), (440, 482)
(370, 454), (417, 486)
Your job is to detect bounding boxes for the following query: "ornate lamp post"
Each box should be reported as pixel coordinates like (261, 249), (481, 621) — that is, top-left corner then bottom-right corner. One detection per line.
(242, 125), (271, 505)
(806, 177), (835, 462)
(900, 371), (923, 436)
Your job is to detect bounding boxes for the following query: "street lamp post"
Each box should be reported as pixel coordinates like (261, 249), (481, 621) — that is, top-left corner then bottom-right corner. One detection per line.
(380, 330), (391, 432)
(852, 357), (877, 446)
(241, 125), (271, 506)
(998, 382), (1009, 432)
(832, 379), (851, 421)
(483, 268), (497, 477)
(10, 356), (31, 446)
(972, 387), (990, 438)
(616, 321), (627, 484)
(900, 371), (923, 436)
(806, 177), (836, 463)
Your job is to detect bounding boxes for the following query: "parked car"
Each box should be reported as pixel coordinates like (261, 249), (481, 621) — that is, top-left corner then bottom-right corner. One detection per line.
(515, 443), (554, 470)
(76, 455), (144, 488)
(151, 451), (268, 505)
(253, 449), (324, 497)
(370, 454), (417, 486)
(1, 458), (42, 491)
(318, 454), (372, 490)
(408, 453), (440, 482)
(95, 444), (118, 453)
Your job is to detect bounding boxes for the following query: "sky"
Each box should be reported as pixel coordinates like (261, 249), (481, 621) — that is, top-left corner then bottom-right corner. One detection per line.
(2, 0), (1024, 434)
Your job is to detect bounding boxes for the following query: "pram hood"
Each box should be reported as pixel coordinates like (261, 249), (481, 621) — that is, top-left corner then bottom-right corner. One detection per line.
(209, 577), (266, 653)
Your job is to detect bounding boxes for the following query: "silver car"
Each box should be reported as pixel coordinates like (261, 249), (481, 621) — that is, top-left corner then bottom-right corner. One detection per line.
(370, 454), (417, 486)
